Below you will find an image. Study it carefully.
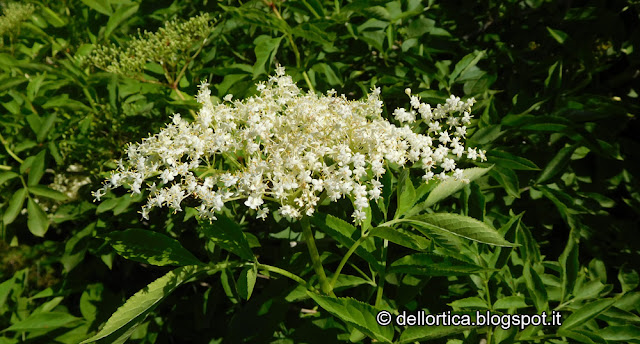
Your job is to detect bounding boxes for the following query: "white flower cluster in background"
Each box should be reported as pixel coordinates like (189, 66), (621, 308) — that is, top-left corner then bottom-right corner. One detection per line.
(93, 67), (486, 224)
(50, 164), (92, 201)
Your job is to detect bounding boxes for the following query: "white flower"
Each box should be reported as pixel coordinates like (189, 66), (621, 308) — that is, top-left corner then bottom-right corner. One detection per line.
(478, 149), (487, 162)
(467, 147), (478, 160)
(422, 171), (435, 182)
(352, 209), (367, 224)
(451, 143), (465, 157)
(393, 108), (414, 123)
(441, 158), (456, 171)
(410, 96), (420, 109)
(279, 204), (300, 220)
(220, 173), (238, 187)
(96, 69), (483, 224)
(244, 195), (264, 210)
(92, 188), (106, 202)
(257, 206), (269, 220)
(418, 103), (432, 120)
(439, 131), (451, 144)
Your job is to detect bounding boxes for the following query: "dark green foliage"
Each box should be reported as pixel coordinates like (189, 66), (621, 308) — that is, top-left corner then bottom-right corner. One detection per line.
(0, 0), (638, 343)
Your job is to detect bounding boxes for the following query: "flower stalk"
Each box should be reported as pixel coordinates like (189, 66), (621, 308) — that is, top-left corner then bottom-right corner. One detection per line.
(330, 233), (369, 289)
(300, 215), (335, 296)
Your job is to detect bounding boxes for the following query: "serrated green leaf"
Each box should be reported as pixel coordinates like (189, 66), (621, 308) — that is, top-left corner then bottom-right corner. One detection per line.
(469, 124), (504, 145)
(489, 166), (520, 198)
(537, 144), (578, 184)
(294, 22), (336, 45)
(0, 277), (16, 310)
(199, 215), (254, 261)
(618, 264), (639, 293)
(28, 185), (67, 201)
(36, 113), (56, 142)
(490, 213), (522, 269)
(26, 73), (47, 102)
(61, 223), (95, 273)
(421, 167), (492, 209)
(390, 253), (488, 276)
(311, 213), (381, 271)
(559, 228), (579, 302)
(106, 229), (203, 266)
(253, 35), (283, 78)
(599, 325), (640, 341)
(486, 150), (540, 170)
(79, 265), (211, 344)
(450, 50), (485, 85)
(448, 297), (488, 309)
(80, 0), (112, 15)
(463, 73), (496, 95)
(237, 266), (257, 300)
(412, 222), (465, 252)
(556, 329), (601, 344)
(493, 296), (528, 310)
(27, 150), (46, 186)
(3, 188), (27, 225)
(313, 63), (342, 86)
(406, 213), (516, 247)
(27, 198), (49, 237)
(0, 171), (18, 187)
(599, 307), (640, 325)
(41, 7), (66, 27)
(42, 94), (92, 112)
(1, 311), (81, 333)
(104, 4), (138, 39)
(546, 27), (568, 44)
(560, 298), (618, 331)
(399, 324), (475, 343)
(614, 292), (640, 311)
(368, 226), (430, 251)
(80, 284), (103, 324)
(523, 261), (548, 312)
(396, 169), (416, 218)
(306, 292), (394, 343)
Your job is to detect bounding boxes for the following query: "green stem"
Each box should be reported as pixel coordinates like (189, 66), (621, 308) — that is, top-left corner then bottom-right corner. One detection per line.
(0, 132), (23, 164)
(300, 0), (321, 19)
(303, 71), (316, 93)
(264, 0), (316, 92)
(258, 263), (315, 291)
(330, 234), (368, 288)
(300, 215), (334, 296)
(173, 40), (206, 90)
(484, 277), (493, 344)
(375, 239), (388, 307)
(132, 75), (168, 87)
(161, 62), (174, 85)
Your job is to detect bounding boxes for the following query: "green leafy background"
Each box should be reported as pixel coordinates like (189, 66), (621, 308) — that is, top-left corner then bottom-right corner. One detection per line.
(0, 0), (638, 343)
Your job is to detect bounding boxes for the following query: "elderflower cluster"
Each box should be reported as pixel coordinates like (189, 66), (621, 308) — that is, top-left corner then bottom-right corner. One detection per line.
(82, 14), (212, 75)
(0, 2), (34, 37)
(50, 164), (91, 201)
(93, 68), (485, 224)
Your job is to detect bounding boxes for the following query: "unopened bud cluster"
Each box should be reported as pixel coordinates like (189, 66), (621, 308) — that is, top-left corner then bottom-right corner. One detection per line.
(82, 14), (212, 75)
(94, 67), (486, 224)
(0, 2), (34, 37)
